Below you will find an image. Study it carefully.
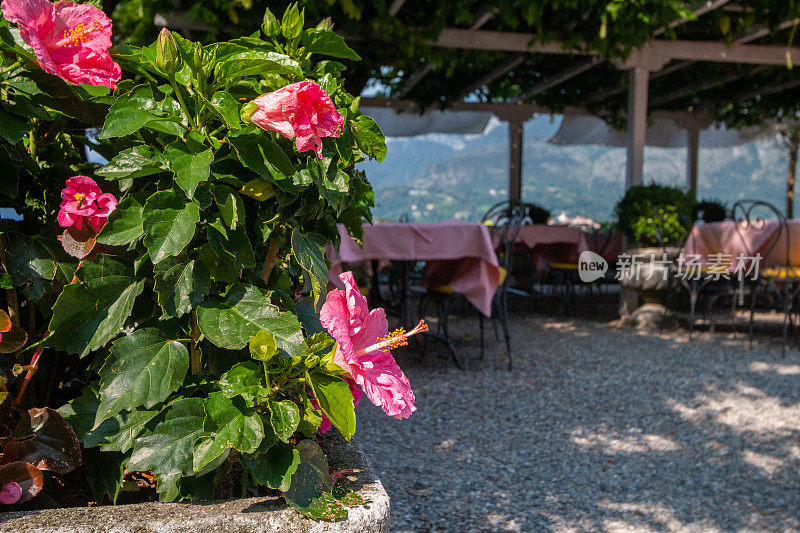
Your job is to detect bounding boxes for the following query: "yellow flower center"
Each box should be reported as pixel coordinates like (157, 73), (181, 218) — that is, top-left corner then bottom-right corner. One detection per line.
(355, 320), (428, 358)
(56, 20), (103, 48)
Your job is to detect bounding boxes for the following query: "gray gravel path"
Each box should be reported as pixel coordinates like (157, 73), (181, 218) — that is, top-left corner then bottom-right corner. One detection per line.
(355, 314), (800, 532)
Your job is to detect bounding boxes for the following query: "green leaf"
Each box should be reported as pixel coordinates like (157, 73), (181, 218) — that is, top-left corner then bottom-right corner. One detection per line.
(96, 193), (145, 246)
(95, 328), (189, 426)
(99, 84), (162, 139)
(307, 373), (356, 440)
(251, 442), (300, 491)
(302, 29), (361, 60)
(270, 399), (300, 443)
(204, 218), (255, 272)
(47, 257), (144, 357)
(0, 108), (30, 144)
(212, 187), (245, 228)
(219, 361), (262, 401)
(142, 190), (201, 264)
(210, 91), (240, 129)
(128, 398), (206, 480)
(154, 259), (211, 319)
(193, 393), (264, 473)
(59, 387), (159, 452)
(85, 449), (125, 505)
(216, 51), (302, 78)
(164, 143), (213, 199)
(240, 179), (275, 201)
(284, 439), (332, 510)
(291, 228), (328, 305)
(352, 115), (387, 162)
(96, 145), (167, 180)
(197, 284), (305, 356)
(229, 134), (297, 191)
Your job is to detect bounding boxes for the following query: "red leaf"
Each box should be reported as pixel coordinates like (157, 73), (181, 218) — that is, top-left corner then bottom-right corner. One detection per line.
(3, 408), (82, 474)
(0, 311), (10, 334)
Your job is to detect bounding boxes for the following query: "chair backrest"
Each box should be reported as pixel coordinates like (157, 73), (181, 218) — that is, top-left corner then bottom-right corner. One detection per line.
(731, 199), (789, 268)
(481, 200), (546, 227)
(485, 205), (525, 274)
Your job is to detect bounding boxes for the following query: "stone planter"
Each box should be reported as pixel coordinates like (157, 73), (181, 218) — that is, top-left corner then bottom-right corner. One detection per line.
(0, 434), (389, 533)
(619, 246), (682, 303)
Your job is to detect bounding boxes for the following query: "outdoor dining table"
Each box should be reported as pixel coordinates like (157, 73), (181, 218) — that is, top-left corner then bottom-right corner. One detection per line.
(327, 221), (502, 368)
(495, 224), (591, 273)
(683, 219), (800, 269)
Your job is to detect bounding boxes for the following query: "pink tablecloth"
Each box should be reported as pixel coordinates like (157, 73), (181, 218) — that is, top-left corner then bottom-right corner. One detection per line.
(494, 225), (590, 272)
(683, 220), (800, 268)
(328, 222), (501, 316)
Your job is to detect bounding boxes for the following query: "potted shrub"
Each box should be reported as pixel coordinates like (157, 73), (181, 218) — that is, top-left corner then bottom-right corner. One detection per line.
(614, 184), (694, 301)
(693, 199), (728, 224)
(0, 2), (416, 526)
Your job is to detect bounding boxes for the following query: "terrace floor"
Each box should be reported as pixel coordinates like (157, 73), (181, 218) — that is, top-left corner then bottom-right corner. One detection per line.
(355, 303), (800, 532)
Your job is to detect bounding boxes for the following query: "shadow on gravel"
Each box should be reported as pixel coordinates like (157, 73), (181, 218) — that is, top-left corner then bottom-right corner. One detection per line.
(357, 312), (800, 532)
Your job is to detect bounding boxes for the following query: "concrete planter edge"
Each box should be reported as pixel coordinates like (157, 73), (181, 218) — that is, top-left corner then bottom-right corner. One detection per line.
(0, 434), (389, 533)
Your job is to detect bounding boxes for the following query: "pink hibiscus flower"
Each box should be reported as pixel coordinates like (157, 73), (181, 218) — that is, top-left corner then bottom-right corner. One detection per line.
(251, 81), (344, 158)
(57, 176), (117, 232)
(320, 272), (425, 420)
(1, 0), (122, 88)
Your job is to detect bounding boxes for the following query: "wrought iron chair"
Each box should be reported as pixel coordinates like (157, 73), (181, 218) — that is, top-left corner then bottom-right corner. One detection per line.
(731, 200), (797, 354)
(478, 203), (526, 369)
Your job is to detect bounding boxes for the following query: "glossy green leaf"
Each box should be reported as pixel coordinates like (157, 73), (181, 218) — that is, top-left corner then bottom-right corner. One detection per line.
(291, 228), (328, 304)
(95, 145), (167, 180)
(307, 372), (356, 440)
(301, 29), (361, 60)
(95, 328), (189, 426)
(284, 439), (332, 510)
(219, 361), (262, 401)
(192, 393), (264, 473)
(352, 115), (387, 162)
(154, 259), (211, 319)
(99, 84), (162, 139)
(197, 284), (305, 356)
(164, 143), (213, 199)
(270, 399), (300, 443)
(240, 179), (275, 201)
(96, 193), (145, 246)
(229, 134), (296, 190)
(142, 190), (201, 264)
(251, 442), (300, 492)
(84, 449), (125, 504)
(210, 91), (240, 128)
(128, 398), (206, 481)
(47, 257), (144, 357)
(0, 108), (29, 144)
(216, 50), (302, 78)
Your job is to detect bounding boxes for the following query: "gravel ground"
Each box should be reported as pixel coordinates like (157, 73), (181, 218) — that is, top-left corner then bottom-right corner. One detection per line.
(355, 309), (800, 532)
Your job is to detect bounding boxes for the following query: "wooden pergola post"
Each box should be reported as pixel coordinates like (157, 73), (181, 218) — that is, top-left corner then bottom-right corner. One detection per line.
(687, 127), (700, 196)
(626, 66), (650, 189)
(508, 119), (524, 202)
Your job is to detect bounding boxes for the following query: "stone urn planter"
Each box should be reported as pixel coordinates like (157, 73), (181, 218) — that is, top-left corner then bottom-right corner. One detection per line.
(619, 246), (682, 329)
(0, 434), (389, 533)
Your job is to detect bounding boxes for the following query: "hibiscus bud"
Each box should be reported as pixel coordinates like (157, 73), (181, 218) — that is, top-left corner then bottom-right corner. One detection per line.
(156, 28), (182, 75)
(316, 17), (333, 31)
(281, 4), (304, 40)
(240, 101), (260, 124)
(303, 353), (319, 369)
(262, 8), (280, 37)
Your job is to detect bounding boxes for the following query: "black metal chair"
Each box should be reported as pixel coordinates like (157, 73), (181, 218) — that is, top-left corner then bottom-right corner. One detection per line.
(478, 203), (526, 369)
(731, 200), (797, 354)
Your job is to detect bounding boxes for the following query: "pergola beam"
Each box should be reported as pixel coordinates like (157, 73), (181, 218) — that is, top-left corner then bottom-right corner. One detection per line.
(511, 58), (599, 102)
(648, 65), (769, 107)
(388, 0), (406, 16)
(456, 55), (525, 100)
(433, 28), (800, 66)
(583, 18), (799, 106)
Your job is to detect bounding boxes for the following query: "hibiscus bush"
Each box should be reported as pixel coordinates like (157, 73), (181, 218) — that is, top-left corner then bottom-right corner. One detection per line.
(0, 0), (420, 517)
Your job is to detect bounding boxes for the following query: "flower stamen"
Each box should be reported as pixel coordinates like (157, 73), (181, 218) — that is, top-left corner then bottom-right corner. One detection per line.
(355, 320), (428, 358)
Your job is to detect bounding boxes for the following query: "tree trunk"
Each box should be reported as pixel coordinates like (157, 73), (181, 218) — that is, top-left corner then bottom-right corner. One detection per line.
(787, 127), (799, 219)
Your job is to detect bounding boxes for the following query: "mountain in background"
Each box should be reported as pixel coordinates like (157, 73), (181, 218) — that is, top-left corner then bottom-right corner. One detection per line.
(360, 116), (792, 223)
